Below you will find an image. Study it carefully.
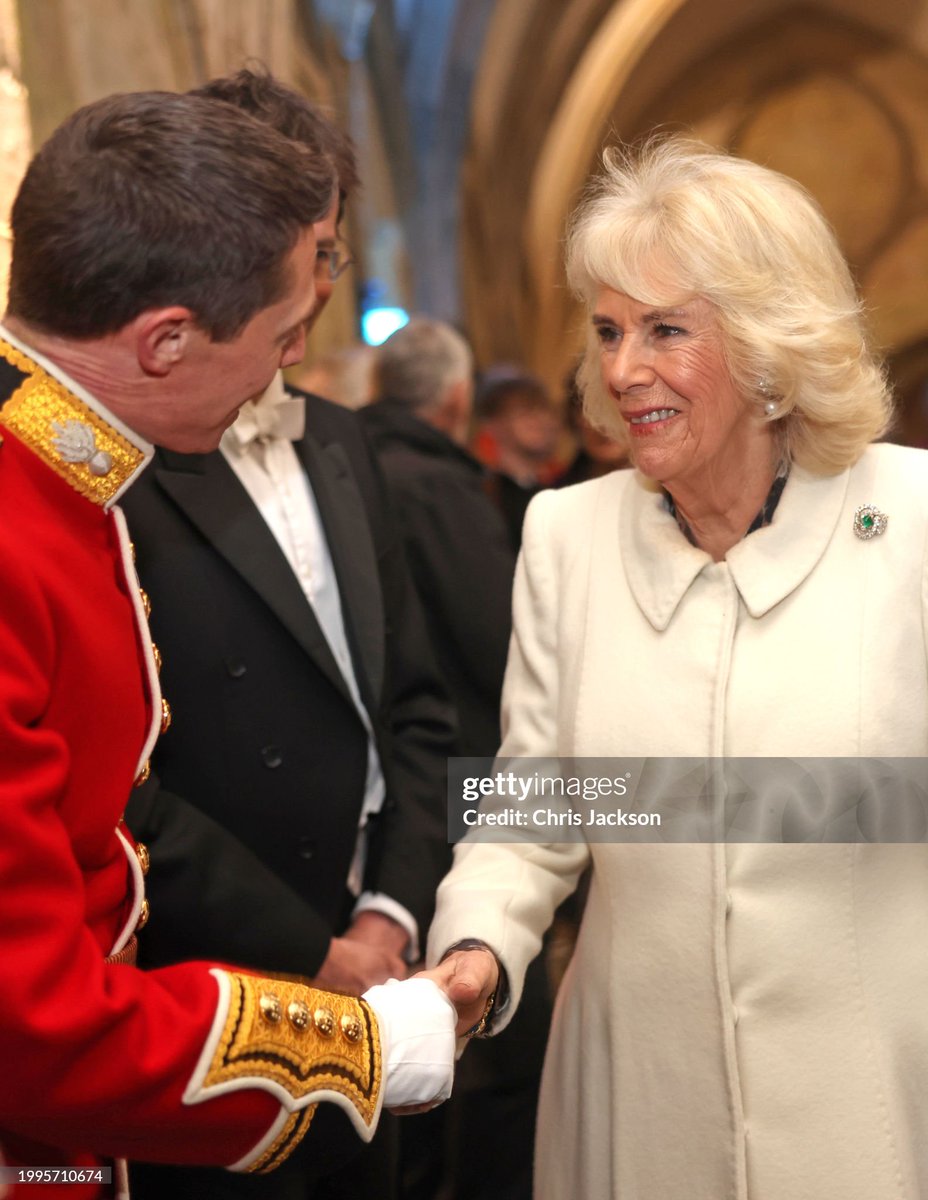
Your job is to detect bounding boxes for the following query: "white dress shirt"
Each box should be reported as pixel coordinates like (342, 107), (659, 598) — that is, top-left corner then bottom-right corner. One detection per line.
(221, 374), (417, 956)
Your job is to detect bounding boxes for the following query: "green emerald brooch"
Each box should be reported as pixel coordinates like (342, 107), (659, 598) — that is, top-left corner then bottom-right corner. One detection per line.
(853, 504), (888, 540)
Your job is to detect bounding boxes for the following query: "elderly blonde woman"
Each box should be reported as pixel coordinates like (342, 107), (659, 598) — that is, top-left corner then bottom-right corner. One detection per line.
(428, 139), (928, 1200)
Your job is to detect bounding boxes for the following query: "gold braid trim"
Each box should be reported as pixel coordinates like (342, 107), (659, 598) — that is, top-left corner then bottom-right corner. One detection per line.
(208, 973), (381, 1162)
(0, 337), (145, 506)
(248, 1107), (316, 1174)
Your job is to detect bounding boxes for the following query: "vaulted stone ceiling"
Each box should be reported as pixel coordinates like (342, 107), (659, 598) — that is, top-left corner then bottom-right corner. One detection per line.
(462, 0), (928, 441)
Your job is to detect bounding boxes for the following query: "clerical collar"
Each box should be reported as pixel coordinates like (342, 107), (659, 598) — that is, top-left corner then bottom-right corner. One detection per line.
(0, 323), (153, 508)
(663, 469), (789, 548)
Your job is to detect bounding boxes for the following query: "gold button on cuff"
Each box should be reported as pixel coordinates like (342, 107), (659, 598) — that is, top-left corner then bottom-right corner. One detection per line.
(134, 760), (151, 787)
(136, 898), (150, 931)
(160, 697), (172, 734)
(259, 993), (283, 1024)
(202, 974), (382, 1165)
(152, 643), (162, 674)
(313, 1007), (335, 1037)
(340, 1013), (363, 1043)
(287, 1000), (311, 1031)
(139, 588), (151, 618)
(135, 842), (150, 876)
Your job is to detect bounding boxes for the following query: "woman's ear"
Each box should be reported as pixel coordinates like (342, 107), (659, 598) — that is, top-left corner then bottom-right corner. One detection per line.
(133, 307), (199, 376)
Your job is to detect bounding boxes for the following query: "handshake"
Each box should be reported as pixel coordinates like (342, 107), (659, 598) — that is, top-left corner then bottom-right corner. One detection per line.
(361, 945), (500, 1114)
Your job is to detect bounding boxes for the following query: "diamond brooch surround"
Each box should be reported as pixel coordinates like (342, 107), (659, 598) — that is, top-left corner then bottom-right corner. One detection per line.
(853, 504), (888, 540)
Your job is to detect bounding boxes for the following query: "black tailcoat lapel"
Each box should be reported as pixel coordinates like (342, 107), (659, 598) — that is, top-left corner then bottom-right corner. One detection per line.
(296, 434), (385, 713)
(152, 448), (355, 708)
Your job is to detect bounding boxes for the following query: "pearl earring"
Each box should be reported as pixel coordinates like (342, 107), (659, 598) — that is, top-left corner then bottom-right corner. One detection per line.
(757, 377), (778, 417)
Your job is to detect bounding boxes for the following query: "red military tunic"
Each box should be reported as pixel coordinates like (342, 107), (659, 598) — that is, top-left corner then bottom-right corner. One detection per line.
(0, 332), (382, 1199)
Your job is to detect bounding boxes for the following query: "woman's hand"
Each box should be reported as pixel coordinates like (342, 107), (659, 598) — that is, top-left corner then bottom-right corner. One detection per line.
(416, 948), (500, 1037)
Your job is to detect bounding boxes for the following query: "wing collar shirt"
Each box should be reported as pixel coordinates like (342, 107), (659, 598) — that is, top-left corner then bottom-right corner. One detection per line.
(221, 374), (418, 957)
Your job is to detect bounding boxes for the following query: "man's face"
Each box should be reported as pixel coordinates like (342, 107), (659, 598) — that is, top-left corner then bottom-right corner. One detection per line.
(311, 196), (341, 317)
(142, 227), (318, 452)
(496, 396), (560, 462)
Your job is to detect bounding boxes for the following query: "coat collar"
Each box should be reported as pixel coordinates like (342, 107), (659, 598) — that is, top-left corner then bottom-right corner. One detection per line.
(620, 464), (851, 630)
(362, 397), (486, 475)
(0, 324), (152, 507)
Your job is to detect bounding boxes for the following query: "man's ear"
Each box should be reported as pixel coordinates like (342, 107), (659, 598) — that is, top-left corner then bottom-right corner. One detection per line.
(427, 379), (473, 446)
(447, 378), (474, 437)
(133, 307), (200, 377)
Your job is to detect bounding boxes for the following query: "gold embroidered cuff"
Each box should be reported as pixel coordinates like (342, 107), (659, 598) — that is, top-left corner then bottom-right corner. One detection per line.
(247, 1107), (316, 1174)
(205, 972), (382, 1166)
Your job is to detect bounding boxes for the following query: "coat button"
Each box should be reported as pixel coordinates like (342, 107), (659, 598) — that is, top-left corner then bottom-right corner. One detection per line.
(160, 697), (172, 734)
(259, 993), (282, 1024)
(341, 1013), (363, 1043)
(261, 745), (283, 768)
(298, 837), (316, 860)
(134, 760), (151, 787)
(314, 1007), (336, 1037)
(136, 899), (150, 931)
(287, 1001), (311, 1031)
(225, 657), (247, 679)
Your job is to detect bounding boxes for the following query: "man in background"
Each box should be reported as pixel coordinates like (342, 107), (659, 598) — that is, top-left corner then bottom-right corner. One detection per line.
(472, 367), (562, 551)
(123, 72), (455, 1200)
(361, 318), (515, 757)
(362, 319), (547, 1200)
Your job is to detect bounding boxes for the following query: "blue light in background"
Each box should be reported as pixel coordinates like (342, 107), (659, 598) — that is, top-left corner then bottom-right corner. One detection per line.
(361, 307), (410, 346)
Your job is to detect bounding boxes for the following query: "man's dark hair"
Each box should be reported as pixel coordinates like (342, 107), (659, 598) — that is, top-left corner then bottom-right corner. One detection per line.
(191, 66), (359, 218)
(476, 371), (552, 421)
(8, 90), (335, 341)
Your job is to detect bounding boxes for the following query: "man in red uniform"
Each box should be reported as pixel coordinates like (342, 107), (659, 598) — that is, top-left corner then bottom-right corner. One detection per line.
(0, 90), (458, 1199)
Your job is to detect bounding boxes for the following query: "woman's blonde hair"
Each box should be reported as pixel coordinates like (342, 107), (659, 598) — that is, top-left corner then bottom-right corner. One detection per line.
(565, 137), (892, 474)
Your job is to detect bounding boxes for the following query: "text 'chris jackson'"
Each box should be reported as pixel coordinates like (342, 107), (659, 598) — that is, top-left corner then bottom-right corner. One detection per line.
(462, 806), (661, 828)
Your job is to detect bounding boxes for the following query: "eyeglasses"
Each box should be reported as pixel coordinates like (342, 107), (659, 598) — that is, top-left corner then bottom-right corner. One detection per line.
(315, 243), (354, 282)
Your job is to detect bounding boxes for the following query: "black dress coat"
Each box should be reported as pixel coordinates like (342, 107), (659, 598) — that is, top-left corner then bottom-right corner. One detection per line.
(123, 391), (455, 979)
(359, 399), (516, 758)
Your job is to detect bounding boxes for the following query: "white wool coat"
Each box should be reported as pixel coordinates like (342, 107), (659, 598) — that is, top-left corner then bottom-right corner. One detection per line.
(428, 443), (928, 1200)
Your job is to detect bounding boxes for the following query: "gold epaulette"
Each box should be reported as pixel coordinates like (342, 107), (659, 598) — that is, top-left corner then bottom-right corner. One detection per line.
(203, 972), (382, 1171)
(0, 337), (146, 506)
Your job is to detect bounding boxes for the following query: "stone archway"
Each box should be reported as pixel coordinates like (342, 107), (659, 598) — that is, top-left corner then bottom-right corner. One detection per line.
(464, 0), (928, 427)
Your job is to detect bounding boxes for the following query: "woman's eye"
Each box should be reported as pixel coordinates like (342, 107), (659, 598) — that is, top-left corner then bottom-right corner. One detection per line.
(595, 324), (620, 346)
(654, 323), (684, 338)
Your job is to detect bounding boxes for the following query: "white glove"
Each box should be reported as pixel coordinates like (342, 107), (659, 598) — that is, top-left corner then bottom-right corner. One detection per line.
(362, 977), (456, 1109)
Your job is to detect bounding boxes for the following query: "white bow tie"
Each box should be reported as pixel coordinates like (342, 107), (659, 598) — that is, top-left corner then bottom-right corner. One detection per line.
(225, 374), (306, 453)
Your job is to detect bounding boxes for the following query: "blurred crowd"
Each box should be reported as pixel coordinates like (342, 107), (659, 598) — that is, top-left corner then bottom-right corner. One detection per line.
(293, 329), (628, 554)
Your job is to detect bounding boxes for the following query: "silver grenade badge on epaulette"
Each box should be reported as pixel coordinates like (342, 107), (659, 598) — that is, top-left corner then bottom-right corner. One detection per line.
(51, 419), (113, 476)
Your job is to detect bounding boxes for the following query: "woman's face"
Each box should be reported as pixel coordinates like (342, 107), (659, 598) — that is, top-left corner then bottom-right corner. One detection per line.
(593, 287), (772, 494)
